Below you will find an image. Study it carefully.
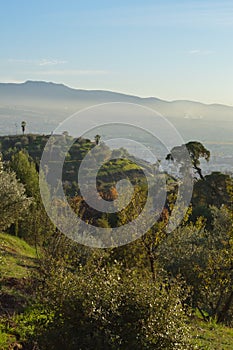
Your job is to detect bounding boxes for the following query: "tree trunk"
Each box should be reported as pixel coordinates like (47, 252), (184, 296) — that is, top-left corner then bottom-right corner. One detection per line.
(217, 291), (233, 323)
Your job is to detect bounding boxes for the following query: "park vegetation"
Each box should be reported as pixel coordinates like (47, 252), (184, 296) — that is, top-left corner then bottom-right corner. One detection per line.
(0, 134), (233, 349)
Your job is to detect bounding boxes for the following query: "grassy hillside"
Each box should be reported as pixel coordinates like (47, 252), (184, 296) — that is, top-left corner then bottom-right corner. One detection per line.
(191, 319), (233, 350)
(0, 233), (37, 349)
(0, 232), (37, 279)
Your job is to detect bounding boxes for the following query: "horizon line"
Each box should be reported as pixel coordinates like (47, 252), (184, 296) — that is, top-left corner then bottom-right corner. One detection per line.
(0, 79), (232, 108)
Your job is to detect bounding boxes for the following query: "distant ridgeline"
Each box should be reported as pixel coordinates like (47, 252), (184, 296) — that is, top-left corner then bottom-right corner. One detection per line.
(0, 134), (174, 199)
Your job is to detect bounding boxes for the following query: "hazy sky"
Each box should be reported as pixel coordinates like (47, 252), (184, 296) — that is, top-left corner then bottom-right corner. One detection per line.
(1, 0), (233, 105)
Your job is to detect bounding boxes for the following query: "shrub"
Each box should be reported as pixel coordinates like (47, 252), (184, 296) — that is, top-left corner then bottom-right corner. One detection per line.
(16, 259), (194, 350)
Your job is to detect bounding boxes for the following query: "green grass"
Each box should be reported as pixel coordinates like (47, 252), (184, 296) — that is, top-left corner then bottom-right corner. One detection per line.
(0, 232), (37, 279)
(0, 328), (17, 349)
(190, 318), (233, 349)
(0, 233), (38, 349)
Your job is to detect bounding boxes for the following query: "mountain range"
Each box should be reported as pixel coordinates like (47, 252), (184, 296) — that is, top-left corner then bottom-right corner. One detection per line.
(0, 81), (232, 173)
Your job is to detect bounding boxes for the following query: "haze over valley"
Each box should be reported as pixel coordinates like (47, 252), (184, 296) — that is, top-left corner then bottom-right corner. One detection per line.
(0, 80), (232, 173)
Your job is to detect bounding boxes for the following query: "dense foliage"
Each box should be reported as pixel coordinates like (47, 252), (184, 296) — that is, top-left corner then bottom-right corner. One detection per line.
(0, 154), (30, 232)
(0, 134), (232, 349)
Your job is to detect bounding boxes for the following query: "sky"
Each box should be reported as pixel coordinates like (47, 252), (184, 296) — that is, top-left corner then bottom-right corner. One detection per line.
(1, 0), (233, 105)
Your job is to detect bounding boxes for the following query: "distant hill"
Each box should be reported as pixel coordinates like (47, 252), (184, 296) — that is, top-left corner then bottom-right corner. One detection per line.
(0, 81), (232, 174)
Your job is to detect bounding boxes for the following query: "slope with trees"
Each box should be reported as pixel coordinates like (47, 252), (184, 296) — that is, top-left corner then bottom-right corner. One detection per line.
(0, 134), (232, 349)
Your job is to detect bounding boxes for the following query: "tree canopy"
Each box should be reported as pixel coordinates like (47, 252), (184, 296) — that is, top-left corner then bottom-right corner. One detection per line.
(166, 141), (210, 180)
(0, 153), (31, 231)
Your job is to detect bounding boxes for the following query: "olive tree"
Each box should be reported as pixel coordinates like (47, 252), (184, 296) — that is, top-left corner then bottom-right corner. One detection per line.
(17, 258), (194, 350)
(159, 206), (233, 324)
(0, 153), (30, 232)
